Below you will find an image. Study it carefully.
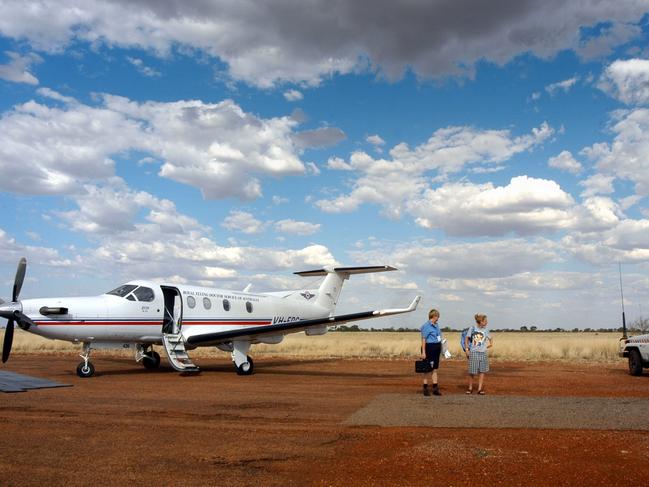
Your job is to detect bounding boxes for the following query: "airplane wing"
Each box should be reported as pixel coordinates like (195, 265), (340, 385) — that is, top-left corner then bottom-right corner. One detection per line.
(185, 295), (421, 347)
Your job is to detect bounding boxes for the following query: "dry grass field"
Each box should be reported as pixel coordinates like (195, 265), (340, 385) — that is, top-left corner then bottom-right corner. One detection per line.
(2, 329), (624, 362)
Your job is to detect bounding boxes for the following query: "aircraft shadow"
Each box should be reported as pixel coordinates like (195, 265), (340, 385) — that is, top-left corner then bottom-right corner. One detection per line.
(72, 356), (401, 379)
(255, 368), (401, 379)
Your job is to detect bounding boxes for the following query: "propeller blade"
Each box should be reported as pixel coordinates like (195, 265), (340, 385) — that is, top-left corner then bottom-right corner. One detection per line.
(14, 311), (34, 330)
(12, 257), (26, 302)
(2, 319), (14, 363)
(0, 310), (14, 320)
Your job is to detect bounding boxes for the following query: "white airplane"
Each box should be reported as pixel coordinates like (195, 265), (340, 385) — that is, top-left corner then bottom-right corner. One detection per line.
(0, 258), (420, 378)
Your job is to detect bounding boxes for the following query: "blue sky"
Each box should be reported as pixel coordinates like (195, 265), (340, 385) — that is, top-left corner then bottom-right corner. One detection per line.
(1, 1), (649, 329)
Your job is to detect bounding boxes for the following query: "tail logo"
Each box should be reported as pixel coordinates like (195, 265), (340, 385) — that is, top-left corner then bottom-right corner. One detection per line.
(300, 291), (315, 300)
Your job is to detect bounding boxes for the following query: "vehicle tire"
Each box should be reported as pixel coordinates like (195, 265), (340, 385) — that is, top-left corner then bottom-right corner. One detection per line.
(76, 361), (95, 378)
(235, 356), (254, 376)
(143, 350), (161, 369)
(629, 349), (643, 376)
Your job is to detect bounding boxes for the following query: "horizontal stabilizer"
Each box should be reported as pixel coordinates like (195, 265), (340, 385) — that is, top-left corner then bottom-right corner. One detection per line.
(295, 265), (396, 277)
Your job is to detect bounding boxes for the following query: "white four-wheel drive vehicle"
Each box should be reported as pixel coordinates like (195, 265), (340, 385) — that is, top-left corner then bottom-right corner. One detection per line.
(620, 335), (649, 376)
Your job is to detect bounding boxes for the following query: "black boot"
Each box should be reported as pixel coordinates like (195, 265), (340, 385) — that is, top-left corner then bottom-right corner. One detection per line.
(423, 384), (430, 396)
(432, 384), (442, 396)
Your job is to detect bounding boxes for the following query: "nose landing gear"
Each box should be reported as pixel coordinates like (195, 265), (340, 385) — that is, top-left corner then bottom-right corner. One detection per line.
(76, 342), (95, 378)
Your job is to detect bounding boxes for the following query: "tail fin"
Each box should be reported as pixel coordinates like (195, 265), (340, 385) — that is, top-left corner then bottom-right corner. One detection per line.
(295, 266), (397, 313)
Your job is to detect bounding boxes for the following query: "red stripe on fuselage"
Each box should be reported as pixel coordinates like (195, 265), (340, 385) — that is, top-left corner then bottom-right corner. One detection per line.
(34, 321), (163, 326)
(33, 320), (272, 326)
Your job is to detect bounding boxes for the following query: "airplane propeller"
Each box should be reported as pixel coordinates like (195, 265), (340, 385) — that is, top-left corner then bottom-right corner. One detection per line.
(1, 258), (34, 363)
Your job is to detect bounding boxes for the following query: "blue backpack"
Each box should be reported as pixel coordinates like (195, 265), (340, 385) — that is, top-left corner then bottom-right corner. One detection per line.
(460, 327), (471, 352)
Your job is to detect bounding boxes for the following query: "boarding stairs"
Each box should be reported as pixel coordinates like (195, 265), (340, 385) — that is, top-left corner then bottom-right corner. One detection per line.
(162, 333), (200, 374)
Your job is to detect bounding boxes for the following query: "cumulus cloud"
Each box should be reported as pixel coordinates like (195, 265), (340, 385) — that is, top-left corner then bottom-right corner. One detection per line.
(572, 196), (621, 232)
(86, 230), (337, 285)
(126, 56), (161, 77)
(0, 1), (646, 87)
(0, 51), (42, 84)
(439, 271), (597, 294)
(221, 212), (321, 236)
(545, 76), (579, 95)
(408, 176), (575, 237)
(366, 134), (385, 146)
(548, 150), (582, 174)
(36, 87), (76, 104)
(583, 108), (649, 195)
(55, 180), (206, 236)
(579, 173), (615, 197)
(604, 219), (649, 251)
(283, 89), (303, 101)
(222, 210), (266, 235)
(563, 217), (649, 265)
(26, 182), (338, 287)
(274, 219), (321, 236)
(316, 122), (554, 218)
(0, 92), (305, 199)
(272, 195), (289, 205)
(599, 58), (649, 105)
(351, 238), (560, 279)
(0, 228), (62, 266)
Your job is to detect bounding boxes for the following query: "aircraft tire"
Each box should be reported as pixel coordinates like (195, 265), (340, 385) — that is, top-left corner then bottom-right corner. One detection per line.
(236, 356), (254, 376)
(629, 349), (643, 376)
(76, 361), (95, 378)
(143, 351), (161, 369)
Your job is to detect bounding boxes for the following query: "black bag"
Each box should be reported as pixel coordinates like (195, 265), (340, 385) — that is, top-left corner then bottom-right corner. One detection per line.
(415, 359), (433, 373)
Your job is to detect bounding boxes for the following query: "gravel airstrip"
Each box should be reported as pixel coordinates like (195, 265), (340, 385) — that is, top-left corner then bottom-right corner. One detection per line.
(1, 354), (648, 486)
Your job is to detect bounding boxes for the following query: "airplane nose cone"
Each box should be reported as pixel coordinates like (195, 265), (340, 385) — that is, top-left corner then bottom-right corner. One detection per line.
(0, 301), (22, 319)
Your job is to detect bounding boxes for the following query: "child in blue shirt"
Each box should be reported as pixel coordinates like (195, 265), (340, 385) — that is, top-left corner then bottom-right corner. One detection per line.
(420, 308), (443, 396)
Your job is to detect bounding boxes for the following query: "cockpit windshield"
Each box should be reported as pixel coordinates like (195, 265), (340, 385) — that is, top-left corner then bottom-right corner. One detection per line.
(106, 285), (155, 302)
(107, 284), (137, 297)
(133, 286), (155, 302)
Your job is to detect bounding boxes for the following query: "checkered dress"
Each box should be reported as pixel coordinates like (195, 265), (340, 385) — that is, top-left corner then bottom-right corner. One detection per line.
(468, 350), (489, 374)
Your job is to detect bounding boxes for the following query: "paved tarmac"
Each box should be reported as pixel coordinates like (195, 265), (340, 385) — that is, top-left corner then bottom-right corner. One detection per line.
(346, 394), (649, 430)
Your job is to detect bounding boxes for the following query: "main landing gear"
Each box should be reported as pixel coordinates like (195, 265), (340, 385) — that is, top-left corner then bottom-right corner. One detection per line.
(231, 340), (254, 375)
(135, 344), (161, 370)
(141, 349), (161, 370)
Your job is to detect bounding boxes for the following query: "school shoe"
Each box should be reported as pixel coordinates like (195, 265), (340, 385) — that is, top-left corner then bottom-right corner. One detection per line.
(432, 384), (442, 396)
(422, 385), (430, 396)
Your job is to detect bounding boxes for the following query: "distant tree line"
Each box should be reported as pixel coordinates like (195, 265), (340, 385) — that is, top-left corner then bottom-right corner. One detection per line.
(332, 324), (631, 333)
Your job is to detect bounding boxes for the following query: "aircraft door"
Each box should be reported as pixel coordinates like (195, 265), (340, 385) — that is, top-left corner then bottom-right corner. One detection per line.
(161, 286), (182, 334)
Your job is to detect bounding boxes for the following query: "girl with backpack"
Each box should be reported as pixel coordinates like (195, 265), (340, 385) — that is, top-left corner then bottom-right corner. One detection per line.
(464, 313), (493, 394)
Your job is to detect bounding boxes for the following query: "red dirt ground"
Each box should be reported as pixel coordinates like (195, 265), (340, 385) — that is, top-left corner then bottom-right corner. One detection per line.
(1, 354), (648, 486)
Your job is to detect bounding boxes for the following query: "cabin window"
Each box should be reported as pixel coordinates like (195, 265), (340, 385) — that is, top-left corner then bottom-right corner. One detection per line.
(246, 301), (253, 313)
(126, 294), (136, 301)
(107, 284), (137, 298)
(134, 286), (155, 302)
(203, 297), (212, 310)
(223, 299), (230, 311)
(187, 296), (196, 309)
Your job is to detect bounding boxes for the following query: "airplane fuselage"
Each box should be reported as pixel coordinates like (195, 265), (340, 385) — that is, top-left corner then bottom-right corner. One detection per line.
(22, 280), (328, 347)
